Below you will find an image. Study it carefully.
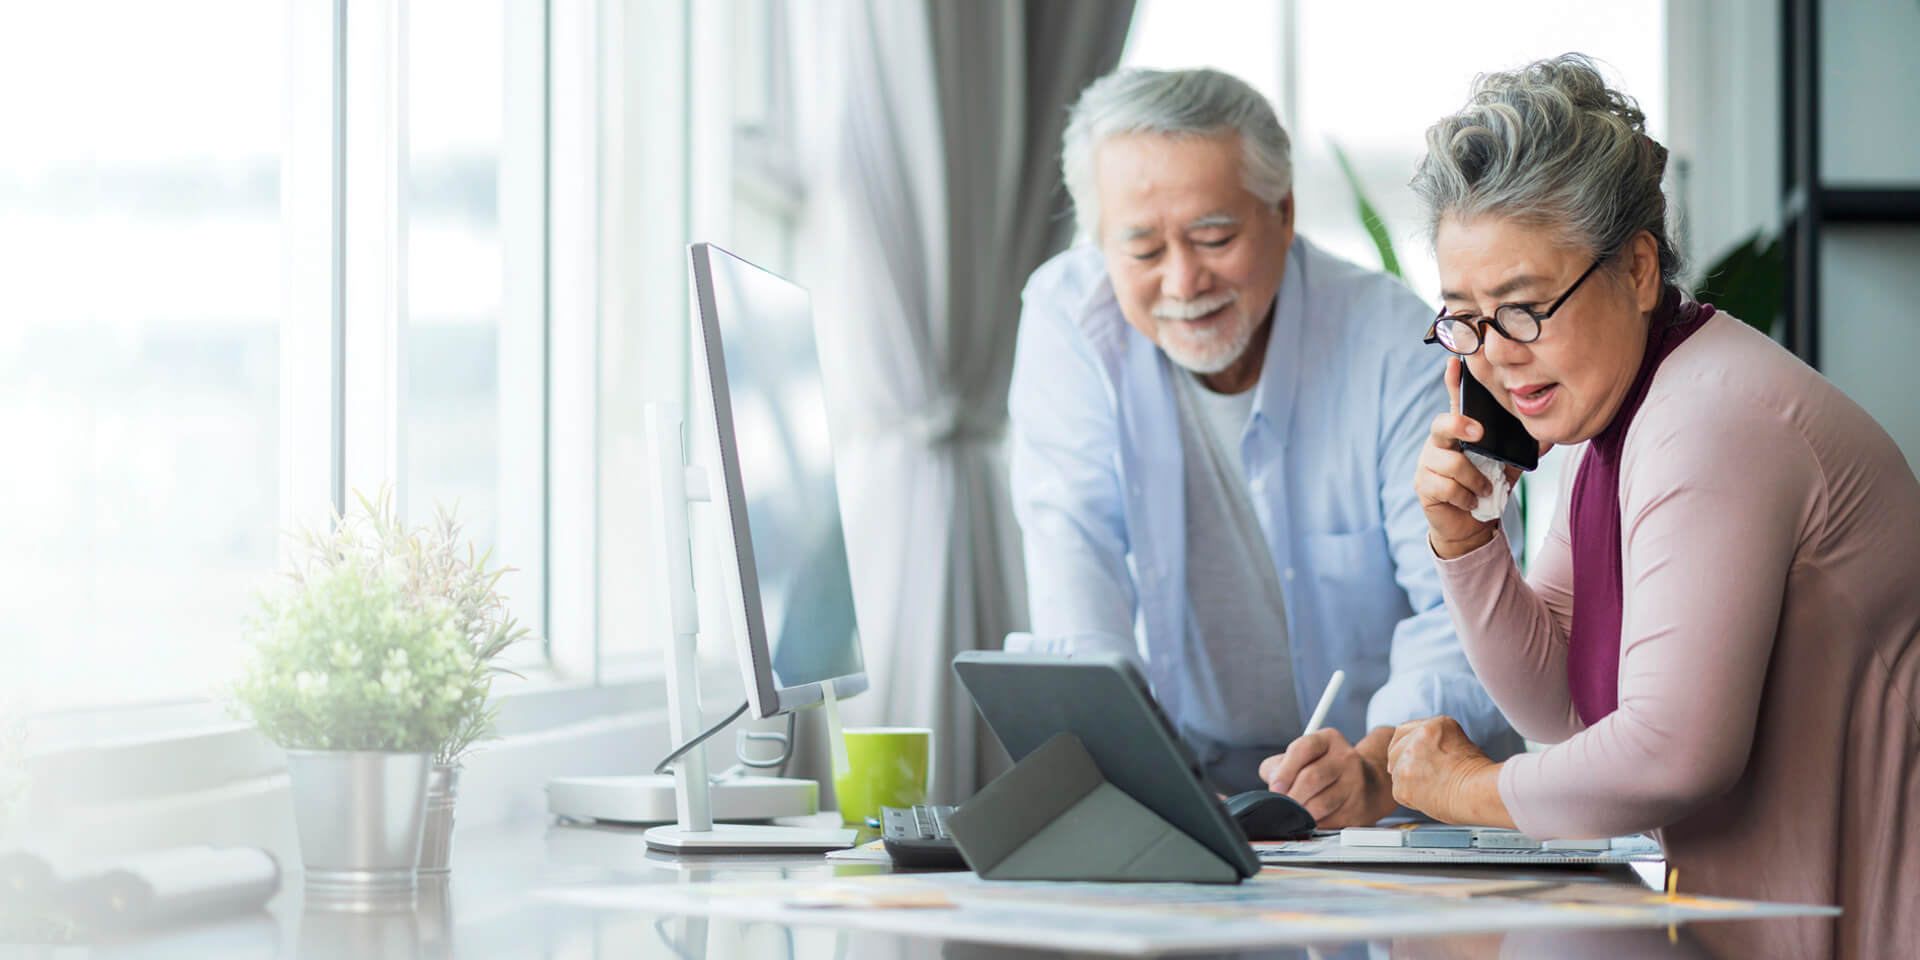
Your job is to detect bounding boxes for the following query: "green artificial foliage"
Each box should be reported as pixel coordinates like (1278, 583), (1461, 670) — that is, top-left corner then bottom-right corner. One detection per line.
(1331, 140), (1404, 280)
(1695, 231), (1784, 338)
(230, 491), (528, 760)
(233, 554), (475, 752)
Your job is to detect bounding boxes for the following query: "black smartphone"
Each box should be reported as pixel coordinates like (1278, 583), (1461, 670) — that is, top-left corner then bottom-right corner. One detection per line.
(1459, 365), (1539, 471)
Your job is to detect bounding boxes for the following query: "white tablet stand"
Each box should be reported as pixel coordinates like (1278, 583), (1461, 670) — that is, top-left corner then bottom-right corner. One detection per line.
(945, 732), (1237, 883)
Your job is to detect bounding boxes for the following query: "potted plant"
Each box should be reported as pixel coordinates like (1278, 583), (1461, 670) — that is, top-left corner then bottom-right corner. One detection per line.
(231, 492), (486, 896)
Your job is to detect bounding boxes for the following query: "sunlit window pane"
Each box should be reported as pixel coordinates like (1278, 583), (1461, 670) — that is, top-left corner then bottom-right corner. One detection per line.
(0, 3), (286, 708)
(408, 0), (505, 549)
(406, 0), (546, 659)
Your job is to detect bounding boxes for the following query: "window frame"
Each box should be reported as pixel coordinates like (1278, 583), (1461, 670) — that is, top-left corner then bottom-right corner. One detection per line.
(496, 0), (556, 655)
(547, 0), (601, 683)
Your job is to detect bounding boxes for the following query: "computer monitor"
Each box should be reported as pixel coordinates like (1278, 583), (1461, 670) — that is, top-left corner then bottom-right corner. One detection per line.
(685, 241), (868, 719)
(621, 243), (866, 852)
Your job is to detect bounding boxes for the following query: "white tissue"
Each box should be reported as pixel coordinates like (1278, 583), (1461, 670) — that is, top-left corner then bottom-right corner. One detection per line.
(1463, 449), (1511, 523)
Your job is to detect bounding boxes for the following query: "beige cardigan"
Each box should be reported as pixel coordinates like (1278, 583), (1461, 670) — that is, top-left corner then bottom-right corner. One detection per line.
(1435, 312), (1920, 959)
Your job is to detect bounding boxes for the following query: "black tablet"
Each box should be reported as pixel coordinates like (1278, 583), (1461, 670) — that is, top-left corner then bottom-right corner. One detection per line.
(951, 650), (1261, 879)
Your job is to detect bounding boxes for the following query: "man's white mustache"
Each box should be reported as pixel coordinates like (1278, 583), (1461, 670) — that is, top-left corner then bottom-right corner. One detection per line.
(1152, 291), (1238, 321)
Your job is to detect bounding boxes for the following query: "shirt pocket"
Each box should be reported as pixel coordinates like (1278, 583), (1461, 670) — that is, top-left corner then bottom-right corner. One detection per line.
(1300, 525), (1392, 583)
(1297, 525), (1401, 690)
(1297, 518), (1405, 637)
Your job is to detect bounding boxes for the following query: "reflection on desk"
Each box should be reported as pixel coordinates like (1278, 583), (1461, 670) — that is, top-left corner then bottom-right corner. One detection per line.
(55, 818), (1839, 959)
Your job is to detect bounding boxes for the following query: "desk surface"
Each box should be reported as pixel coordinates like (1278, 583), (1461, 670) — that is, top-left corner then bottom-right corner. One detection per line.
(76, 817), (1832, 959)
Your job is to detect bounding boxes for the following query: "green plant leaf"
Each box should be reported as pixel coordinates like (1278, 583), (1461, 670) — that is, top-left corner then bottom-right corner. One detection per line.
(1331, 140), (1402, 280)
(1696, 231), (1784, 338)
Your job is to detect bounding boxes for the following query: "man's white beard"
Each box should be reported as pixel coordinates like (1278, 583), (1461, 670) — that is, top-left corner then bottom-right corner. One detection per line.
(1154, 293), (1259, 376)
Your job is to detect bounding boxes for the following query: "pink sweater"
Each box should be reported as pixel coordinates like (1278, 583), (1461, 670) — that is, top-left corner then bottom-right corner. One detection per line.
(1435, 312), (1920, 959)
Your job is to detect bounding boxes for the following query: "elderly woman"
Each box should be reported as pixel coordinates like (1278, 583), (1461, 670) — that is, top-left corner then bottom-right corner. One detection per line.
(1387, 55), (1920, 958)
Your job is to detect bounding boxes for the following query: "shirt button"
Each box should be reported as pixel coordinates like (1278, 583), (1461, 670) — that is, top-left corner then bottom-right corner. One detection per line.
(1283, 567), (1295, 581)
(1250, 476), (1267, 494)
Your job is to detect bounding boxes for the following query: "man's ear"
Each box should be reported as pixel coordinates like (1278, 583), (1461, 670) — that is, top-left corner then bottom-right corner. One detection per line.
(1269, 192), (1297, 259)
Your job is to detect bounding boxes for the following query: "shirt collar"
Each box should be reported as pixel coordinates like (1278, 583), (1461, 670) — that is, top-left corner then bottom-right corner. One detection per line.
(1246, 239), (1307, 441)
(1073, 264), (1124, 359)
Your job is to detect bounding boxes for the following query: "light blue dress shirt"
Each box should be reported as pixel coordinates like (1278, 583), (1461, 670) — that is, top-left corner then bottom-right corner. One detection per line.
(1006, 237), (1518, 759)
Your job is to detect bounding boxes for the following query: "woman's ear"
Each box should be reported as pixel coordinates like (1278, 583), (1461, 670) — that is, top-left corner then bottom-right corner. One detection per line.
(1630, 229), (1662, 312)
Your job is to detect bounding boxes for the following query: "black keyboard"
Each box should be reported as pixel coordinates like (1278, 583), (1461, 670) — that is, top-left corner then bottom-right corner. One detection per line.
(880, 804), (969, 870)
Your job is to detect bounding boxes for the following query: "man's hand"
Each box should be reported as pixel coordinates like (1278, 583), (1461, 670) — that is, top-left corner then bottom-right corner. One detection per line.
(1256, 726), (1399, 827)
(1386, 716), (1514, 828)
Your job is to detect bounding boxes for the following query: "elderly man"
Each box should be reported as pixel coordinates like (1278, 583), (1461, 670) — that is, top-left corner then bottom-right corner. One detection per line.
(1007, 67), (1517, 825)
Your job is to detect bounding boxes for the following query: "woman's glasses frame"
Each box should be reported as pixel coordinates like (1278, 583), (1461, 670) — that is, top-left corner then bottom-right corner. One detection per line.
(1423, 257), (1607, 356)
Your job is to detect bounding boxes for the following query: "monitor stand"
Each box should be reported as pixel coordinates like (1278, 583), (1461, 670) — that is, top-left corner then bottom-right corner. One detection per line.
(637, 402), (857, 854)
(546, 772), (820, 824)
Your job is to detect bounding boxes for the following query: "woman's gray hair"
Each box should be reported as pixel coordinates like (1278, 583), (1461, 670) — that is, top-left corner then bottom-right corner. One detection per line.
(1061, 68), (1292, 244)
(1410, 53), (1681, 287)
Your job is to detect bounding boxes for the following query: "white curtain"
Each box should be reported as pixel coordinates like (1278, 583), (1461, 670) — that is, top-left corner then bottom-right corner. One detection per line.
(797, 0), (1134, 802)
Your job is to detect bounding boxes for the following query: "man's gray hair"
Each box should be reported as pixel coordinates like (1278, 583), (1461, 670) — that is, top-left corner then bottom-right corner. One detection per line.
(1410, 53), (1681, 286)
(1061, 67), (1293, 244)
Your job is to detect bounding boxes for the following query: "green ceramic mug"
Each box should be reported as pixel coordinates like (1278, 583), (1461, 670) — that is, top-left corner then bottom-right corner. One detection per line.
(832, 727), (932, 826)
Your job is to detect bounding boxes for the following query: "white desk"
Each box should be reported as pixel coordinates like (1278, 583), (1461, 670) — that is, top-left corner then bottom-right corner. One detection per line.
(53, 816), (1832, 958)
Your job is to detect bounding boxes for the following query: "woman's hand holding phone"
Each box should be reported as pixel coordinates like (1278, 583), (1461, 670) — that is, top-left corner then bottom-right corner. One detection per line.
(1416, 357), (1520, 560)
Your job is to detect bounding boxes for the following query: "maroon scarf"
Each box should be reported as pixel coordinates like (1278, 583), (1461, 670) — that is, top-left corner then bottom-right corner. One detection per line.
(1566, 287), (1715, 726)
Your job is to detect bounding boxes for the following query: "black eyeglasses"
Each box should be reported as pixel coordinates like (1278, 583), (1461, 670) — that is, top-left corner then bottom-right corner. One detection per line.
(1423, 258), (1605, 356)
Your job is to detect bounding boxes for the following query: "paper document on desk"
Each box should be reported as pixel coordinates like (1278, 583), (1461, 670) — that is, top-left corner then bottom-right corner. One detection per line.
(534, 862), (1833, 956)
(1260, 830), (1659, 865)
(824, 839), (893, 864)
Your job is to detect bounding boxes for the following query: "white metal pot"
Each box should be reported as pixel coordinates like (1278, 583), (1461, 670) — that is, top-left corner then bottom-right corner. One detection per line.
(286, 750), (431, 898)
(416, 763), (461, 873)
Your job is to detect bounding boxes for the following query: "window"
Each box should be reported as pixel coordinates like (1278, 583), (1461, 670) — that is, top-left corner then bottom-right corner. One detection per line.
(0, 2), (288, 709)
(1125, 1), (1667, 306)
(726, 0), (804, 276)
(8, 0), (562, 717)
(12, 0), (793, 752)
(1284, 2), (1666, 308)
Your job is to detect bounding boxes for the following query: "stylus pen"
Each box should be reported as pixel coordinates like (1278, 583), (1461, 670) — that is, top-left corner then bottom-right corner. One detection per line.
(1302, 670), (1345, 735)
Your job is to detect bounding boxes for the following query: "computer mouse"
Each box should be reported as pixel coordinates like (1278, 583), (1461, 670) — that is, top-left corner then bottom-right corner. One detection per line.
(1225, 790), (1316, 841)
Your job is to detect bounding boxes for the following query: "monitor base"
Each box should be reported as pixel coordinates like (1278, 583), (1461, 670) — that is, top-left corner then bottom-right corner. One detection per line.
(547, 774), (818, 825)
(643, 823), (858, 853)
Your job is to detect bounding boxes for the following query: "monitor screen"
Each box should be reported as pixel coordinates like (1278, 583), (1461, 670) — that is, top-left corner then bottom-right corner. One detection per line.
(688, 243), (866, 717)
